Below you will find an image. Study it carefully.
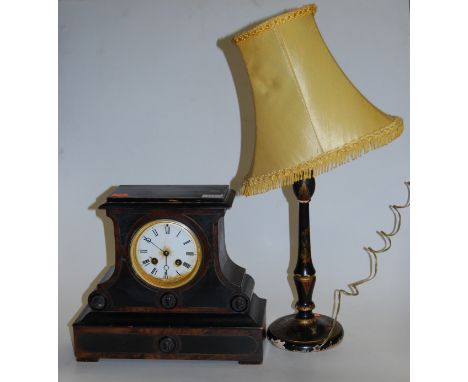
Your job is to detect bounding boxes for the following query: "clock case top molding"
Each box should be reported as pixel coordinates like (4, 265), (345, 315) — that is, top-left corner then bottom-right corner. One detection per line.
(72, 185), (266, 364)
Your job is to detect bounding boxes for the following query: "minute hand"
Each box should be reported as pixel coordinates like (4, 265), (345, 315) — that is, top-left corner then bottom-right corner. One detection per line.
(145, 239), (164, 252)
(152, 242), (164, 252)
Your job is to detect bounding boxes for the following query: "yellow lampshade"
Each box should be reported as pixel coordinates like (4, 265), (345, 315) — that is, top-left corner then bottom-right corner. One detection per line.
(233, 4), (403, 196)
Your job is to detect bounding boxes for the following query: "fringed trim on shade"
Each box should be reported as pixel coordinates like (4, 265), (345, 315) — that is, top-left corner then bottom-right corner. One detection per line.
(233, 4), (317, 45)
(240, 116), (404, 196)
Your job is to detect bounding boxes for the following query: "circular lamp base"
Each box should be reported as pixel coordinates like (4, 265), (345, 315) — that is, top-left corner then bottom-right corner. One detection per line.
(267, 313), (344, 352)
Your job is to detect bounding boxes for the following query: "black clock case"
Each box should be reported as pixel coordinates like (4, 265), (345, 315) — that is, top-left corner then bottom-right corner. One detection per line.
(72, 186), (266, 364)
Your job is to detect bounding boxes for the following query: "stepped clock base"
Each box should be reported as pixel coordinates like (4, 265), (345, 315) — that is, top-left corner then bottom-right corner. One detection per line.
(267, 313), (343, 352)
(73, 297), (266, 364)
(74, 324), (265, 364)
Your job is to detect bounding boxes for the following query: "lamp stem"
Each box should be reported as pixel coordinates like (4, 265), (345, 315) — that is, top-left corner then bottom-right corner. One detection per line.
(266, 176), (344, 351)
(292, 177), (316, 320)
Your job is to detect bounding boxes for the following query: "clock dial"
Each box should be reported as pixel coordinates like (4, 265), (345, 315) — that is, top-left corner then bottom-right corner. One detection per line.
(130, 219), (202, 289)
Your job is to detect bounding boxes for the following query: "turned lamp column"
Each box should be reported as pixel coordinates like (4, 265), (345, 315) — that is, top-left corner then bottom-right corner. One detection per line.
(266, 176), (343, 352)
(293, 177), (317, 322)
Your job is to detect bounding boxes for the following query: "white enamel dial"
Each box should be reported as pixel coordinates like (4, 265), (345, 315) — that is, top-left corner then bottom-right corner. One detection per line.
(130, 219), (202, 289)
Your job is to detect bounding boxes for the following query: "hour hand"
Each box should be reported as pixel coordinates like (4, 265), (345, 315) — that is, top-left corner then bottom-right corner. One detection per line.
(163, 258), (169, 279)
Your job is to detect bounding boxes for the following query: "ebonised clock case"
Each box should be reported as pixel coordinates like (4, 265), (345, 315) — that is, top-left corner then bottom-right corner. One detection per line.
(72, 185), (266, 364)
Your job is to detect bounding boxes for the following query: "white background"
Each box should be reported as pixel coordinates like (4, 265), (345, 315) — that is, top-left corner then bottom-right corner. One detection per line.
(58, 0), (409, 381)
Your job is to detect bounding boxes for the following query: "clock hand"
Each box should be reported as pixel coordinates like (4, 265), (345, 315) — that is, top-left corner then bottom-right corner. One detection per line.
(143, 236), (164, 252)
(152, 243), (165, 252)
(148, 241), (165, 252)
(164, 255), (168, 278)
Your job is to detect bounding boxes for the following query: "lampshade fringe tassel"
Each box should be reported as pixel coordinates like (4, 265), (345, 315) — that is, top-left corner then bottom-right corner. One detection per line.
(240, 116), (403, 196)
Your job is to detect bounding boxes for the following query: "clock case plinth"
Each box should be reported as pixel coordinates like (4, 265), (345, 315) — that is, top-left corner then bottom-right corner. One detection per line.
(72, 185), (266, 364)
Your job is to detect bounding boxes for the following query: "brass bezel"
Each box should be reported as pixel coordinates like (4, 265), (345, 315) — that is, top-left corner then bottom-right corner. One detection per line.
(129, 219), (202, 289)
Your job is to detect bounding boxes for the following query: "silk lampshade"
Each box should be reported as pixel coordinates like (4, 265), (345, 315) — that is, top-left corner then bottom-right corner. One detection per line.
(233, 4), (403, 196)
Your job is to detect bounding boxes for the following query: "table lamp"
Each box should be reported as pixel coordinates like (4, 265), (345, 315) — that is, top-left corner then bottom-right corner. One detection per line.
(232, 4), (403, 351)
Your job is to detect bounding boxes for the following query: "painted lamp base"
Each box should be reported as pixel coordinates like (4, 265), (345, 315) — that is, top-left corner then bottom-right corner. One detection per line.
(267, 313), (344, 352)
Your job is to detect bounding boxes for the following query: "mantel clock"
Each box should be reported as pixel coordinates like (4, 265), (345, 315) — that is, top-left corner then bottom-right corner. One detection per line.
(73, 185), (266, 364)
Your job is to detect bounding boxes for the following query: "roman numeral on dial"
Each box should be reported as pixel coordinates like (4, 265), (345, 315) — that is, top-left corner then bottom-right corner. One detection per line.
(151, 268), (157, 275)
(152, 229), (158, 237)
(183, 240), (191, 245)
(165, 224), (170, 234)
(186, 251), (195, 256)
(182, 262), (191, 269)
